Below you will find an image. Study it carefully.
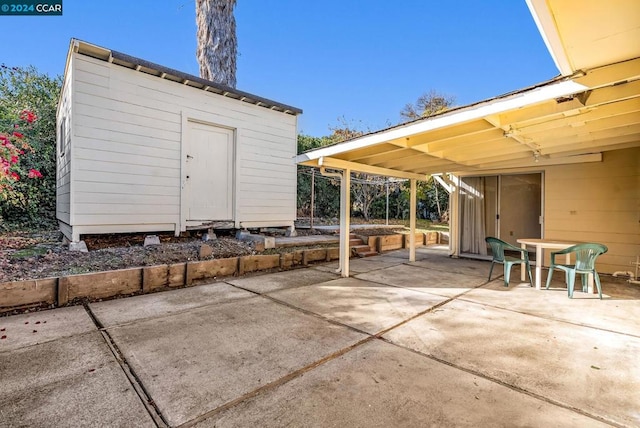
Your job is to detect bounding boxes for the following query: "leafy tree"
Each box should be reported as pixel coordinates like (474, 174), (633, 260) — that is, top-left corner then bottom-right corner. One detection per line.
(351, 175), (387, 221)
(327, 120), (387, 221)
(297, 133), (332, 154)
(367, 179), (448, 222)
(297, 135), (340, 218)
(196, 0), (238, 87)
(400, 89), (455, 121)
(0, 65), (61, 230)
(416, 178), (449, 221)
(297, 112), (451, 224)
(368, 178), (406, 219)
(397, 91), (454, 221)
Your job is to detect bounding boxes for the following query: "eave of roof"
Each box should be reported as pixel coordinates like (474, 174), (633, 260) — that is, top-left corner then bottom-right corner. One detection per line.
(526, 0), (640, 76)
(296, 56), (640, 178)
(297, 0), (640, 178)
(70, 39), (302, 116)
(296, 74), (586, 162)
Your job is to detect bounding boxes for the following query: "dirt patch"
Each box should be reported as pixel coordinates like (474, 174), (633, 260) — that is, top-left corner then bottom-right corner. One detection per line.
(0, 224), (443, 283)
(351, 228), (406, 237)
(0, 227), (343, 283)
(0, 230), (259, 283)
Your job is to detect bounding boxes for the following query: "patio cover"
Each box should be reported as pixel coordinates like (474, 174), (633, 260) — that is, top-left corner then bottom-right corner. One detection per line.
(295, 0), (640, 277)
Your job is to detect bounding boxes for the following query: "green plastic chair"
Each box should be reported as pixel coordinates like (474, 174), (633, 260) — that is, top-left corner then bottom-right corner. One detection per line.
(545, 243), (608, 299)
(485, 237), (533, 287)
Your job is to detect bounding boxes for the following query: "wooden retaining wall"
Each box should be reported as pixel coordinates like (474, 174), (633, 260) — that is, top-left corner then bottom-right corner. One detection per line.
(0, 232), (444, 312)
(372, 232), (441, 252)
(0, 278), (58, 308)
(1, 248), (339, 312)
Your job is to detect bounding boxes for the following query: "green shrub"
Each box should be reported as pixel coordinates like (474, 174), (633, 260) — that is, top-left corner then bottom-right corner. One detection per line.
(0, 65), (61, 230)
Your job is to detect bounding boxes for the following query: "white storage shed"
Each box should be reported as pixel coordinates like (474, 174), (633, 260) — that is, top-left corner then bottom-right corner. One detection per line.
(56, 39), (302, 242)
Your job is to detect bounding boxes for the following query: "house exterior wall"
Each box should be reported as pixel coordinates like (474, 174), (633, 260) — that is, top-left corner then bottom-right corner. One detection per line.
(56, 57), (73, 239)
(61, 52), (297, 240)
(544, 146), (640, 274)
(451, 146), (640, 275)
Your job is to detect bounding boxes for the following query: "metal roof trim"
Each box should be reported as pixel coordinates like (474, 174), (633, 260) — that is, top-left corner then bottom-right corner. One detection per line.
(72, 39), (302, 115)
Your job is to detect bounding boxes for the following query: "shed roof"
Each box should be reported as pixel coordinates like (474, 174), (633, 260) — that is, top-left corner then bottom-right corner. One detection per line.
(69, 39), (302, 116)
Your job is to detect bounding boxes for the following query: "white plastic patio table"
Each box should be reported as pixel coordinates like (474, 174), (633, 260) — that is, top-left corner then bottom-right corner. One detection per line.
(516, 238), (593, 293)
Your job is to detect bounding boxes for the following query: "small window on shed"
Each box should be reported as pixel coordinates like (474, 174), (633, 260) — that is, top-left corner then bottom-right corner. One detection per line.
(58, 116), (66, 157)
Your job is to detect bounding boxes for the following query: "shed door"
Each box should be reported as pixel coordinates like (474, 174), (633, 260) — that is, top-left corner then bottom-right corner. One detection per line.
(185, 121), (234, 220)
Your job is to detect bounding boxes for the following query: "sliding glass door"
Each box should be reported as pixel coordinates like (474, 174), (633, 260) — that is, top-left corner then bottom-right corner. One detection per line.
(460, 173), (541, 256)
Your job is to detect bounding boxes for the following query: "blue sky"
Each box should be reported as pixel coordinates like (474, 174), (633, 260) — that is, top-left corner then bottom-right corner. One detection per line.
(0, 1), (558, 137)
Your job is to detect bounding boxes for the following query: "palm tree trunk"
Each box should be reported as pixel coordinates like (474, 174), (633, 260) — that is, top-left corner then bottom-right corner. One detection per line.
(195, 0), (237, 88)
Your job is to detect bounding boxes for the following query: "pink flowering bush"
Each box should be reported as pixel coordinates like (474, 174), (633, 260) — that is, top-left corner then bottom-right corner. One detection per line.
(0, 64), (60, 229)
(0, 109), (41, 197)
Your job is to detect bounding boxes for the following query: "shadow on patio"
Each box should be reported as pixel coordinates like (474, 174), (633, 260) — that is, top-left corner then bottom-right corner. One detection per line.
(2, 247), (638, 427)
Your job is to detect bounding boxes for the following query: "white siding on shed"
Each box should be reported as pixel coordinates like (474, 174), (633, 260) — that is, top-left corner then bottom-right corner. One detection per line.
(56, 59), (72, 228)
(58, 42), (299, 241)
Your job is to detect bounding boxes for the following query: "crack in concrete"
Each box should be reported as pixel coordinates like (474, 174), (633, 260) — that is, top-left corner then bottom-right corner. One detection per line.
(177, 336), (375, 428)
(224, 275), (622, 428)
(75, 262), (628, 428)
(82, 302), (170, 428)
(458, 296), (640, 340)
(381, 339), (622, 428)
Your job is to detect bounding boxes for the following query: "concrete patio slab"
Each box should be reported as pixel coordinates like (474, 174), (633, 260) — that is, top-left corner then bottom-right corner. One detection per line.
(462, 276), (640, 337)
(226, 268), (339, 294)
(384, 299), (640, 427)
(312, 256), (406, 274)
(410, 254), (491, 278)
(0, 331), (154, 427)
(90, 282), (253, 327)
(268, 277), (447, 334)
(2, 252), (637, 427)
(378, 246), (448, 260)
(0, 306), (96, 352)
(355, 263), (487, 298)
(199, 339), (606, 428)
(105, 296), (366, 427)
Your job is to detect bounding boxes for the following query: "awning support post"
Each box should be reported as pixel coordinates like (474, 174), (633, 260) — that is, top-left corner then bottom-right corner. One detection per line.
(339, 168), (351, 277)
(320, 164), (351, 277)
(448, 174), (460, 257)
(409, 178), (417, 262)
